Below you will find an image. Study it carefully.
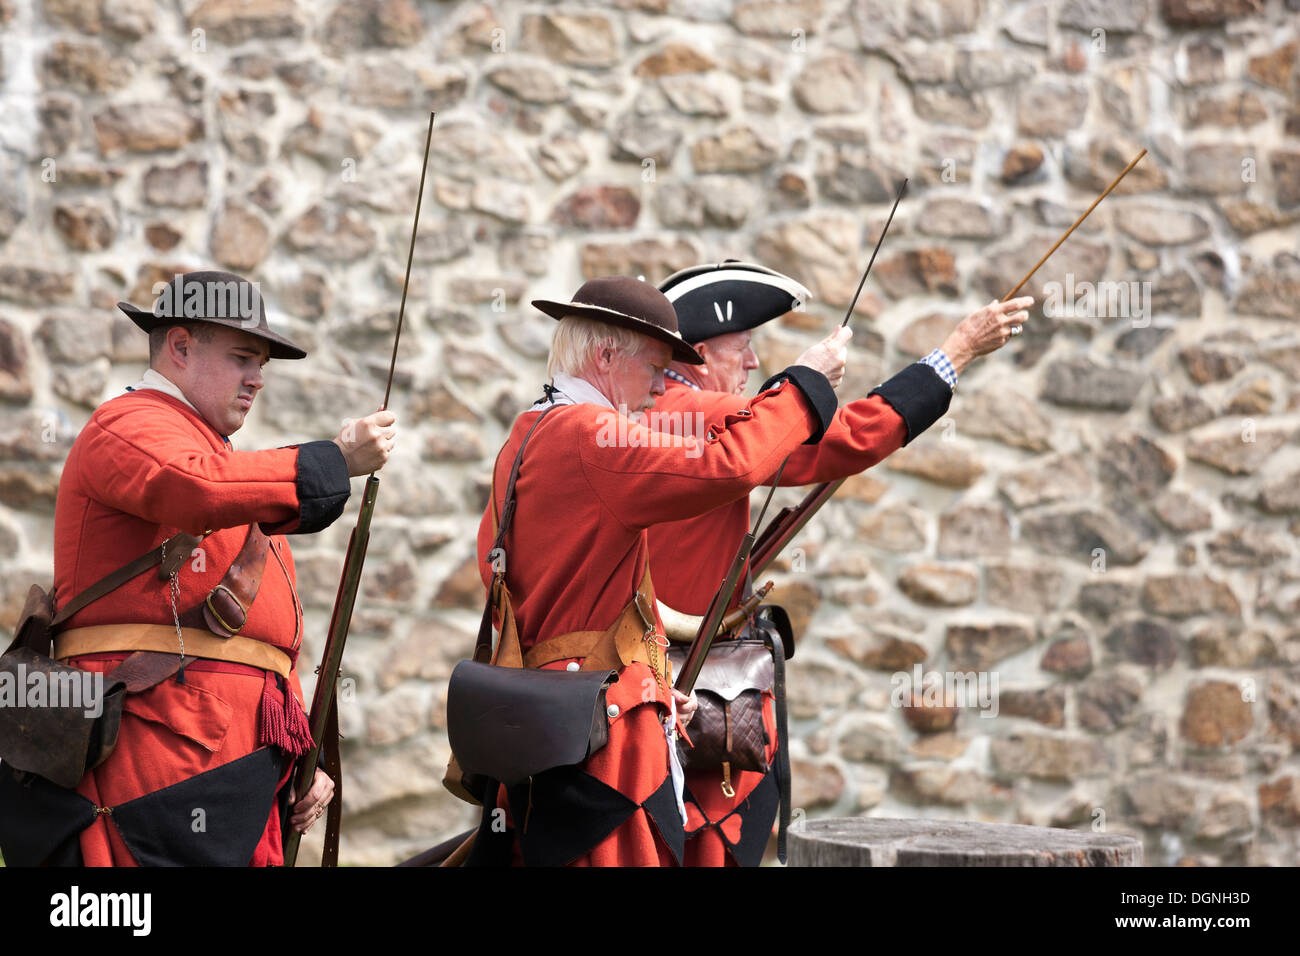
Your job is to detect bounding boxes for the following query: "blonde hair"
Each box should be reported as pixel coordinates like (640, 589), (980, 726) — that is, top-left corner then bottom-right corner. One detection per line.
(547, 315), (646, 379)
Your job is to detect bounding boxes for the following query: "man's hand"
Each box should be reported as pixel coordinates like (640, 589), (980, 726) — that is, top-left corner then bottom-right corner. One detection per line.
(673, 689), (698, 727)
(288, 768), (335, 835)
(795, 326), (852, 389)
(940, 297), (1034, 375)
(334, 409), (397, 477)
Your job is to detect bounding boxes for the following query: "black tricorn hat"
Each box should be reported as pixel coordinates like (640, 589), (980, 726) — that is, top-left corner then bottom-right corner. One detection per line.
(659, 260), (812, 344)
(532, 276), (704, 365)
(117, 270), (307, 360)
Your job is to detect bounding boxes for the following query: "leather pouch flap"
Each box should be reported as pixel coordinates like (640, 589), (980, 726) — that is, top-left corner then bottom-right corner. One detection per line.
(668, 640), (773, 702)
(447, 660), (613, 787)
(0, 647), (123, 788)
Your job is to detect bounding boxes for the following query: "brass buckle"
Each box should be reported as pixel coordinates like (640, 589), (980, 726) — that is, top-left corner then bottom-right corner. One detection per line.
(205, 585), (247, 636)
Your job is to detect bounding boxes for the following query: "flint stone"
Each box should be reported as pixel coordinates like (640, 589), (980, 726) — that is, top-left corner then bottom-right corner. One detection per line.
(1041, 635), (1093, 678)
(1190, 623), (1277, 669)
(1105, 619), (1180, 670)
(1160, 0), (1263, 26)
(944, 622), (1034, 671)
(990, 733), (1107, 782)
(1188, 91), (1269, 128)
(986, 563), (1064, 615)
(851, 0), (979, 47)
(1142, 574), (1241, 618)
(285, 205), (376, 260)
(793, 55), (869, 114)
(1236, 256), (1300, 318)
(660, 75), (728, 117)
(550, 186), (640, 230)
(885, 443), (984, 489)
(839, 717), (901, 764)
(827, 634), (928, 672)
(1098, 432), (1176, 499)
(1064, 139), (1168, 194)
(790, 758), (845, 811)
(898, 562), (978, 607)
(1152, 488), (1212, 532)
(53, 200), (116, 252)
(189, 0), (304, 44)
(1116, 204), (1210, 245)
(210, 202), (270, 271)
(580, 238), (701, 281)
(1181, 681), (1253, 747)
(999, 453), (1092, 509)
(634, 43), (716, 76)
(610, 114), (681, 166)
(322, 0), (422, 53)
(1122, 774), (1199, 828)
(283, 109), (381, 165)
(788, 660), (863, 720)
(878, 247), (961, 299)
(1150, 391), (1216, 432)
(1185, 424), (1289, 475)
(1018, 81), (1090, 137)
(486, 62), (568, 104)
(890, 766), (1011, 806)
(950, 389), (1051, 452)
(692, 125), (780, 173)
(520, 12), (618, 68)
(913, 88), (990, 128)
(1206, 527), (1288, 567)
(1040, 357), (1145, 411)
(1020, 507), (1150, 566)
(93, 102), (202, 155)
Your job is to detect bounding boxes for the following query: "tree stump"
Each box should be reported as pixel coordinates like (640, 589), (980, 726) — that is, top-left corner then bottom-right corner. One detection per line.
(788, 818), (1143, 867)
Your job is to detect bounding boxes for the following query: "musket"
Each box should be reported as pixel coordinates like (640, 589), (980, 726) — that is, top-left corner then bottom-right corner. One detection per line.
(751, 150), (1149, 576)
(281, 110), (436, 867)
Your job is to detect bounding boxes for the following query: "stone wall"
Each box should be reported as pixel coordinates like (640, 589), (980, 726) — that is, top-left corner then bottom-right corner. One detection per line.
(0, 0), (1297, 865)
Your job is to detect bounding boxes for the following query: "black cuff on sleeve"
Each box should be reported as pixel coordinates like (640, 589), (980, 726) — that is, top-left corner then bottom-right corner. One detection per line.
(759, 365), (838, 444)
(289, 440), (352, 535)
(869, 363), (953, 446)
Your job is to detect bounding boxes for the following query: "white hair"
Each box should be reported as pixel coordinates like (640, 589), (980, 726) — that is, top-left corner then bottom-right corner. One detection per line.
(547, 315), (647, 379)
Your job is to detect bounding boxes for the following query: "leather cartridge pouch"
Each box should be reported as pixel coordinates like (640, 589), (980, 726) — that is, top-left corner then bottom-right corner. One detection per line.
(667, 637), (772, 773)
(0, 532), (203, 788)
(447, 660), (614, 788)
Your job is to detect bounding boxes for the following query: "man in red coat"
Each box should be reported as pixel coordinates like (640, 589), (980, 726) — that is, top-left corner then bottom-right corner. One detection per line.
(0, 270), (396, 866)
(470, 276), (845, 866)
(649, 260), (1034, 866)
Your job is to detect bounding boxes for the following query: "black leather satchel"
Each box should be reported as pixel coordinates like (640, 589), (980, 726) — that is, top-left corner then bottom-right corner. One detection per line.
(447, 660), (615, 787)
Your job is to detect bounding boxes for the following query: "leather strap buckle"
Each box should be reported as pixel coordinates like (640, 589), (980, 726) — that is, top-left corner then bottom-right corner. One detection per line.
(634, 591), (656, 635)
(205, 584), (247, 636)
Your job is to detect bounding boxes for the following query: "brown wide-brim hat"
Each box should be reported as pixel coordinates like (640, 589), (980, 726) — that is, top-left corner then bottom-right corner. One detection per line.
(532, 276), (704, 365)
(117, 269), (306, 360)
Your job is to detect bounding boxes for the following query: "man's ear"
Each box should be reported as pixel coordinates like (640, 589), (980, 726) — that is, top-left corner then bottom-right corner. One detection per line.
(166, 326), (191, 366)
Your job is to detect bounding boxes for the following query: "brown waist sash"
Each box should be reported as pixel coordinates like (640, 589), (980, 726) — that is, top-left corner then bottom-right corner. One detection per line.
(55, 624), (292, 679)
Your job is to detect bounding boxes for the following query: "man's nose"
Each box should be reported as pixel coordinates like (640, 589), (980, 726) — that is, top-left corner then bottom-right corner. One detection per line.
(651, 370), (666, 396)
(744, 346), (760, 370)
(246, 365), (265, 391)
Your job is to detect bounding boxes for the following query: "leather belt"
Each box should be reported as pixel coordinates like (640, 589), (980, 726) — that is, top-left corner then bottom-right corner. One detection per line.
(54, 624), (292, 679)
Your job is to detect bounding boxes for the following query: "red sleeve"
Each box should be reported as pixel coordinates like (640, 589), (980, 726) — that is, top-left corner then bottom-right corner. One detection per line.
(576, 379), (825, 530)
(77, 410), (350, 535)
(776, 395), (907, 485)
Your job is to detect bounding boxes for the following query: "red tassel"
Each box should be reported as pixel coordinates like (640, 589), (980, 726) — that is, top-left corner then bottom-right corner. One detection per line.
(260, 671), (315, 757)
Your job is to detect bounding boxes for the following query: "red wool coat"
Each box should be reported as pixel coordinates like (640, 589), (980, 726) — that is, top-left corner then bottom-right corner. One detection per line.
(647, 380), (912, 867)
(475, 374), (831, 866)
(51, 388), (350, 867)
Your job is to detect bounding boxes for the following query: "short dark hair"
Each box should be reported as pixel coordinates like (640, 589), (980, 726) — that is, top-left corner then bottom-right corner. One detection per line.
(148, 322), (215, 364)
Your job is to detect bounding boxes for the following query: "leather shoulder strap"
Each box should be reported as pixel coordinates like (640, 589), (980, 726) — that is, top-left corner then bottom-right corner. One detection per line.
(51, 530), (207, 628)
(475, 406), (559, 663)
